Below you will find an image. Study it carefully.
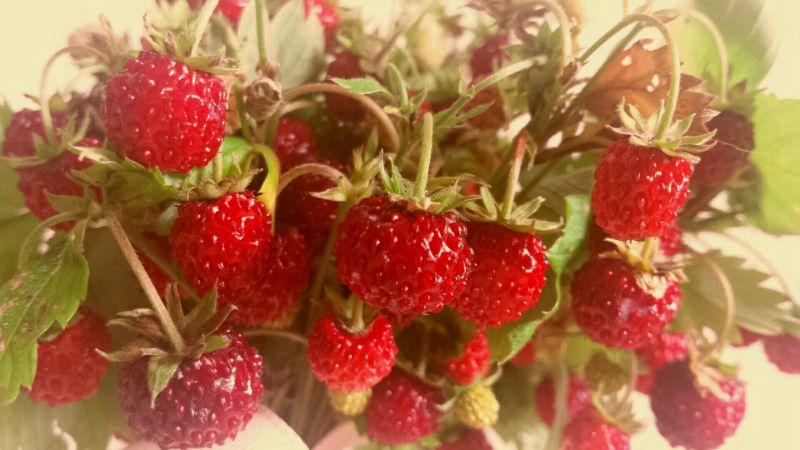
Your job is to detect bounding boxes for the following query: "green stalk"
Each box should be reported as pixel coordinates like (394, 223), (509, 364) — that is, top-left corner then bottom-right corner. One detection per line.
(520, 0), (573, 70)
(190, 0), (220, 57)
(500, 133), (529, 221)
(255, 0), (268, 66)
(252, 144), (281, 216)
(413, 113), (434, 202)
(233, 85), (253, 142)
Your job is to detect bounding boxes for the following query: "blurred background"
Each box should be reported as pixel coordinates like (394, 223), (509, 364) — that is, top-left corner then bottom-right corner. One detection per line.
(0, 1), (797, 449)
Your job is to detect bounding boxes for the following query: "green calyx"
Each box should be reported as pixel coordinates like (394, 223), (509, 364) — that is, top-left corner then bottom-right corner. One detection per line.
(1, 112), (91, 169)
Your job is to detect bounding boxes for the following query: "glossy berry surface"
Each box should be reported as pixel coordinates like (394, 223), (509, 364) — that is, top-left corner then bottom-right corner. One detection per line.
(535, 376), (592, 426)
(307, 315), (398, 392)
(365, 371), (443, 445)
(28, 309), (111, 406)
(445, 328), (491, 385)
(1, 109), (67, 157)
(560, 408), (630, 450)
(334, 196), (473, 314)
(273, 117), (318, 169)
(453, 222), (548, 327)
(325, 50), (368, 121)
(104, 51), (227, 173)
(636, 331), (688, 370)
(117, 328), (264, 449)
(437, 428), (493, 450)
(693, 111), (754, 188)
(571, 258), (680, 349)
(763, 333), (800, 374)
(650, 360), (745, 450)
(470, 34), (510, 78)
(592, 139), (694, 241)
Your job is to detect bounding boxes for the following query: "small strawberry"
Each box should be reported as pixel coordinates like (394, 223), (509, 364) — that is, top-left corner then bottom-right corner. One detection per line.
(763, 333), (800, 374)
(508, 341), (536, 366)
(454, 384), (500, 429)
(470, 34), (510, 78)
(571, 258), (681, 349)
(272, 117), (318, 169)
(304, 0), (339, 49)
(325, 50), (369, 122)
(307, 315), (398, 392)
(437, 428), (493, 450)
(27, 308), (111, 406)
(560, 408), (631, 450)
(103, 51), (227, 173)
(650, 360), (745, 450)
(692, 111), (754, 188)
(466, 82), (507, 130)
(365, 371), (443, 445)
(1, 108), (67, 157)
(445, 328), (491, 385)
(535, 376), (592, 426)
(635, 331), (688, 370)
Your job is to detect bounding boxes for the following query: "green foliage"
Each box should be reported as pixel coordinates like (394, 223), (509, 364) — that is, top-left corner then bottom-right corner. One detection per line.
(332, 77), (393, 98)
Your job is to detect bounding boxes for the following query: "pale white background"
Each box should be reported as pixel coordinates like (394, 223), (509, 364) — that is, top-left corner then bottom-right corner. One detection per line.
(0, 1), (797, 449)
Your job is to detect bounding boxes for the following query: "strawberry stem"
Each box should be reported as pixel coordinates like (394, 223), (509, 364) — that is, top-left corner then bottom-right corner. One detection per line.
(701, 254), (736, 363)
(190, 0), (220, 58)
(277, 163), (348, 195)
(252, 144), (281, 216)
(683, 10), (729, 104)
(544, 356), (569, 450)
(500, 132), (529, 221)
(413, 113), (434, 202)
(640, 236), (659, 266)
(255, 0), (267, 66)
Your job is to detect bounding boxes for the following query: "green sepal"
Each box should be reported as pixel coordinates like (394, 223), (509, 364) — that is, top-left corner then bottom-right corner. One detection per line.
(147, 353), (182, 406)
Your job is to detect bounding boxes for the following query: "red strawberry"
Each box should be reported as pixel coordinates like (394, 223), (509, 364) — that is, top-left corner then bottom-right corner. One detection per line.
(592, 139), (694, 241)
(763, 333), (800, 374)
(325, 50), (369, 121)
(183, 0), (248, 24)
(466, 82), (507, 130)
(470, 34), (510, 78)
(364, 371), (443, 445)
(535, 376), (592, 426)
(135, 234), (178, 298)
(635, 331), (688, 370)
(307, 315), (398, 391)
(509, 341), (536, 366)
(334, 195), (473, 314)
(117, 328), (264, 449)
(170, 191), (272, 315)
(438, 428), (493, 450)
(571, 258), (680, 349)
(304, 0), (339, 49)
(560, 408), (630, 450)
(1, 109), (67, 157)
(733, 328), (762, 348)
(453, 222), (548, 327)
(273, 117), (318, 169)
(445, 328), (491, 385)
(650, 360), (745, 450)
(693, 111), (754, 188)
(103, 51), (227, 173)
(27, 308), (111, 405)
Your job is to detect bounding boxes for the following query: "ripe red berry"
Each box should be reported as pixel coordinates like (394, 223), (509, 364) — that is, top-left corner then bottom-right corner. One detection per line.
(1, 109), (67, 158)
(307, 315), (398, 391)
(438, 428), (493, 450)
(334, 196), (473, 314)
(445, 328), (491, 385)
(170, 191), (272, 313)
(465, 82), (507, 130)
(535, 376), (592, 426)
(762, 333), (800, 374)
(104, 51), (227, 173)
(325, 50), (369, 121)
(636, 331), (688, 370)
(508, 341), (536, 366)
(183, 0), (248, 24)
(304, 0), (339, 49)
(470, 34), (510, 78)
(117, 328), (264, 449)
(560, 408), (630, 450)
(592, 139), (694, 241)
(453, 222), (548, 327)
(27, 309), (111, 406)
(693, 111), (754, 188)
(273, 117), (318, 169)
(571, 258), (681, 349)
(365, 371), (443, 445)
(650, 360), (745, 450)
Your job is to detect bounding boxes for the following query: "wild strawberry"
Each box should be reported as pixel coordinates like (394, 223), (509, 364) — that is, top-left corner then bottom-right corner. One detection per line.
(364, 371), (443, 445)
(535, 376), (592, 426)
(183, 0), (248, 25)
(334, 195), (473, 314)
(304, 0), (339, 49)
(466, 82), (507, 130)
(135, 234), (178, 298)
(328, 388), (371, 416)
(650, 360), (745, 450)
(1, 109), (67, 157)
(273, 117), (318, 169)
(693, 111), (754, 188)
(117, 328), (264, 449)
(103, 51), (227, 173)
(470, 34), (510, 78)
(588, 219), (683, 258)
(170, 191), (272, 315)
(307, 315), (398, 392)
(592, 139), (694, 241)
(560, 408), (630, 450)
(635, 331), (688, 370)
(763, 333), (800, 374)
(27, 309), (111, 406)
(453, 222), (548, 327)
(509, 341), (536, 366)
(454, 384), (500, 429)
(733, 328), (762, 348)
(571, 258), (681, 349)
(445, 328), (491, 385)
(437, 428), (493, 450)
(325, 50), (369, 122)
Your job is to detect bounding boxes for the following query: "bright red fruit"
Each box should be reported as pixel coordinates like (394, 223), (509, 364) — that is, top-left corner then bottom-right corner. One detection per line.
(104, 51), (227, 173)
(273, 117), (318, 169)
(571, 258), (680, 349)
(334, 196), (473, 315)
(365, 371), (443, 445)
(509, 341), (536, 366)
(1, 109), (67, 157)
(438, 428), (493, 450)
(560, 408), (630, 450)
(445, 328), (491, 385)
(535, 376), (592, 426)
(325, 50), (368, 121)
(118, 328), (264, 449)
(693, 111), (754, 188)
(470, 34), (510, 78)
(650, 360), (745, 450)
(592, 139), (694, 241)
(763, 333), (800, 374)
(453, 222), (548, 327)
(636, 331), (688, 370)
(28, 309), (111, 405)
(307, 315), (398, 391)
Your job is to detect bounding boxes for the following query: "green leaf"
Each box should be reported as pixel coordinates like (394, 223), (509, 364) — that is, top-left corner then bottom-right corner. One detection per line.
(176, 136), (253, 186)
(747, 94), (800, 234)
(147, 354), (182, 405)
(493, 366), (548, 448)
(545, 195), (590, 274)
(75, 159), (180, 208)
(523, 153), (598, 216)
(0, 161), (26, 220)
(266, 0), (326, 89)
(331, 77), (392, 97)
(672, 0), (778, 89)
(0, 215), (39, 283)
(0, 233), (89, 404)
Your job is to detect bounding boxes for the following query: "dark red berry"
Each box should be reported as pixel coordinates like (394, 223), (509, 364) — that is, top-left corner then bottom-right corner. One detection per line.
(465, 81), (507, 130)
(325, 50), (368, 121)
(453, 222), (548, 327)
(560, 408), (630, 450)
(1, 109), (67, 158)
(592, 139), (694, 241)
(273, 117), (318, 169)
(763, 333), (800, 374)
(470, 34), (510, 78)
(535, 376), (592, 426)
(28, 309), (111, 406)
(508, 341), (536, 366)
(571, 258), (680, 349)
(693, 111), (754, 188)
(635, 331), (688, 370)
(118, 328), (264, 449)
(445, 328), (491, 385)
(334, 196), (473, 314)
(104, 51), (227, 173)
(365, 371), (443, 445)
(437, 428), (493, 450)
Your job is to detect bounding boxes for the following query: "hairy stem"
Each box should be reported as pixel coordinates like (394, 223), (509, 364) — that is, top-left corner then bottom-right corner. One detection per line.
(520, 0), (573, 70)
(255, 0), (267, 66)
(500, 133), (529, 220)
(277, 163), (349, 195)
(126, 231), (198, 300)
(243, 328), (308, 347)
(413, 113), (434, 202)
(190, 0), (220, 57)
